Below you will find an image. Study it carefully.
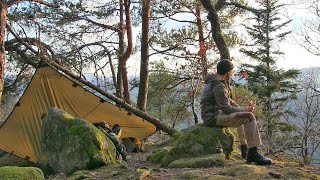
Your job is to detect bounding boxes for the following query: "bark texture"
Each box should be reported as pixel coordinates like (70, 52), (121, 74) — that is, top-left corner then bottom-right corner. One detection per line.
(0, 0), (7, 101)
(121, 0), (133, 104)
(137, 0), (151, 111)
(200, 0), (230, 59)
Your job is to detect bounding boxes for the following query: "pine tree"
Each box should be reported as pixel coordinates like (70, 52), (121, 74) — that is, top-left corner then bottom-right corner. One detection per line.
(147, 61), (192, 128)
(241, 0), (300, 152)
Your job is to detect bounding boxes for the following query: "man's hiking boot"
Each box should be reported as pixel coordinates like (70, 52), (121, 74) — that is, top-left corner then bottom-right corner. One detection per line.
(247, 147), (272, 165)
(240, 144), (248, 159)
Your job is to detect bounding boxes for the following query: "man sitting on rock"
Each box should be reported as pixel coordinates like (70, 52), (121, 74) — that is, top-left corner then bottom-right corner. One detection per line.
(93, 121), (128, 161)
(200, 59), (272, 165)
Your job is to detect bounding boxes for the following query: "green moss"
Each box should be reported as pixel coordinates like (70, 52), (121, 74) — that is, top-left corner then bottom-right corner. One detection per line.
(282, 167), (318, 179)
(91, 127), (116, 166)
(156, 125), (234, 167)
(69, 125), (99, 169)
(176, 171), (206, 179)
(69, 170), (93, 180)
(0, 166), (45, 180)
(68, 123), (116, 170)
(312, 174), (320, 180)
(68, 164), (140, 179)
(273, 160), (300, 167)
(207, 175), (237, 180)
(148, 147), (170, 164)
(62, 112), (74, 121)
(221, 164), (267, 179)
(41, 108), (116, 175)
(168, 154), (225, 168)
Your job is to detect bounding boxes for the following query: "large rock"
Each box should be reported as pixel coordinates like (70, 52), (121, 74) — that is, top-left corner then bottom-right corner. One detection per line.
(40, 108), (116, 175)
(148, 124), (234, 167)
(0, 166), (44, 180)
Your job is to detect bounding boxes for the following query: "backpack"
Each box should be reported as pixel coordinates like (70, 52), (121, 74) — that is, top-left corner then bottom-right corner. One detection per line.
(93, 122), (128, 161)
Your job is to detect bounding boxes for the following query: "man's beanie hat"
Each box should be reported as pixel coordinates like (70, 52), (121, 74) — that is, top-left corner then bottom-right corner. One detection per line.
(217, 59), (234, 75)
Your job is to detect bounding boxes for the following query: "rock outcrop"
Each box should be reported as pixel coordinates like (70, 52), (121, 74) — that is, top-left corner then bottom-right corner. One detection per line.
(40, 108), (116, 174)
(0, 166), (44, 180)
(148, 124), (234, 167)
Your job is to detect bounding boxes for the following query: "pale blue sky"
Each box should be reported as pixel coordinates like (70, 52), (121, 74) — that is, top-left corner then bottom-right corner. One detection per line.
(279, 1), (320, 70)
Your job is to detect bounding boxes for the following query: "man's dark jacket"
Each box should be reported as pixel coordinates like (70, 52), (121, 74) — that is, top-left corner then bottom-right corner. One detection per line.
(200, 74), (244, 124)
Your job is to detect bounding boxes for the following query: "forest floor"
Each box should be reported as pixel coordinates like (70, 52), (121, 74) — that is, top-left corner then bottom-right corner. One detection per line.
(56, 146), (320, 180)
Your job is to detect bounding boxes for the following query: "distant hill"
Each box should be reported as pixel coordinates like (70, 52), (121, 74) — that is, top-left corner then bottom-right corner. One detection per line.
(284, 67), (320, 166)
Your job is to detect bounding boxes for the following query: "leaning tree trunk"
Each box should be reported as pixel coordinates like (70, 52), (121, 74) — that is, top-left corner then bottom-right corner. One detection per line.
(0, 0), (7, 101)
(51, 61), (176, 135)
(137, 0), (151, 111)
(8, 26), (177, 135)
(121, 0), (133, 104)
(106, 50), (117, 88)
(200, 0), (230, 60)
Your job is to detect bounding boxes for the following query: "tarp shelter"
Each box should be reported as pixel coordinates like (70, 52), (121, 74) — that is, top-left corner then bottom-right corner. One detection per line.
(0, 65), (156, 163)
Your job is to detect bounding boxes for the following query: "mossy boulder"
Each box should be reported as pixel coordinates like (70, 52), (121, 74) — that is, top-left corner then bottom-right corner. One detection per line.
(220, 164), (268, 179)
(40, 108), (116, 175)
(168, 153), (225, 168)
(0, 166), (44, 180)
(69, 170), (94, 180)
(148, 124), (234, 167)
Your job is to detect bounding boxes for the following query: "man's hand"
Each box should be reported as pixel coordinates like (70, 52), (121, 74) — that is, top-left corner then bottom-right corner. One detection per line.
(246, 101), (256, 112)
(246, 105), (256, 112)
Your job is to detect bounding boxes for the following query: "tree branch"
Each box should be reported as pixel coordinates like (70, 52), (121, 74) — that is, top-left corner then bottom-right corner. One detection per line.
(224, 1), (259, 14)
(6, 37), (54, 56)
(200, 0), (230, 59)
(215, 0), (226, 11)
(4, 64), (29, 89)
(8, 0), (59, 8)
(149, 45), (179, 57)
(7, 25), (177, 136)
(6, 24), (41, 56)
(83, 18), (121, 33)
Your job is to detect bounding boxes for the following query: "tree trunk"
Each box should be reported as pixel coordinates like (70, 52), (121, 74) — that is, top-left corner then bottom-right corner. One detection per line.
(191, 92), (199, 124)
(106, 50), (117, 89)
(266, 5), (272, 153)
(200, 0), (230, 59)
(0, 0), (7, 101)
(117, 0), (125, 99)
(137, 0), (150, 111)
(122, 0), (133, 104)
(196, 0), (207, 78)
(191, 78), (200, 124)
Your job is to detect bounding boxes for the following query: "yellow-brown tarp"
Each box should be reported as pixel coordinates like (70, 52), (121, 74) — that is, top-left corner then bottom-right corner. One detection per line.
(0, 66), (156, 163)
